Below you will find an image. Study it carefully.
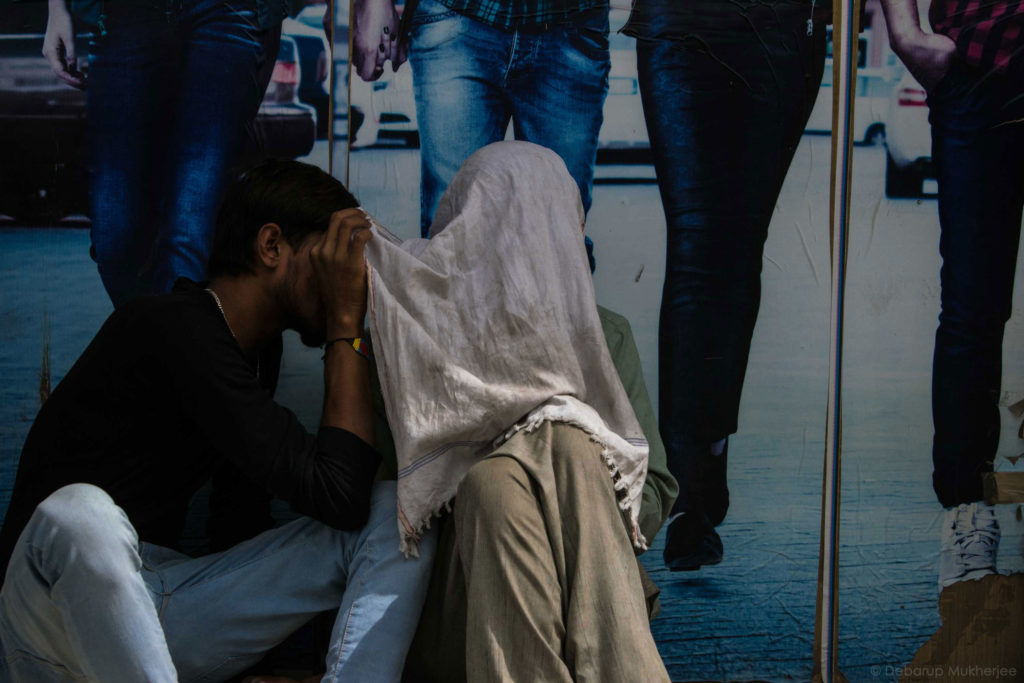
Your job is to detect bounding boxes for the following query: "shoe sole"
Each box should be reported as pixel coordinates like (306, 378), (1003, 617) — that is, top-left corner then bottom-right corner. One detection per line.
(665, 555), (723, 572)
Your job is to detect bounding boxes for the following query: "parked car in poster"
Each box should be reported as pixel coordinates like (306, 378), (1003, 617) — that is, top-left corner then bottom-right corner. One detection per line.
(804, 32), (890, 146)
(0, 3), (315, 223)
(884, 69), (934, 198)
(282, 13), (331, 139)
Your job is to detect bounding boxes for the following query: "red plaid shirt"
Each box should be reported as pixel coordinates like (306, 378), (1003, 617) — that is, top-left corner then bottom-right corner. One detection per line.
(930, 0), (1024, 71)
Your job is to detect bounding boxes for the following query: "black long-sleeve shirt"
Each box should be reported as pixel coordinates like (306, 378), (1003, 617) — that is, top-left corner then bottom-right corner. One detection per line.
(0, 281), (380, 577)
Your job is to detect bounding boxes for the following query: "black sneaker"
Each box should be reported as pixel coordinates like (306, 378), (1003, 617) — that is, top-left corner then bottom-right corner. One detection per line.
(663, 510), (724, 571)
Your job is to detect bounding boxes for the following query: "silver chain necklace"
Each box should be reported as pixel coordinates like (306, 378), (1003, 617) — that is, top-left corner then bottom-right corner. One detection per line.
(205, 288), (236, 339)
(205, 288), (260, 378)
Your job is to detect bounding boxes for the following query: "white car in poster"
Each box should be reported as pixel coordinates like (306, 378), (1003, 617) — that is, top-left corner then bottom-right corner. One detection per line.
(303, 1), (419, 148)
(884, 69), (935, 198)
(803, 29), (890, 146)
(804, 66), (890, 145)
(357, 64), (419, 148)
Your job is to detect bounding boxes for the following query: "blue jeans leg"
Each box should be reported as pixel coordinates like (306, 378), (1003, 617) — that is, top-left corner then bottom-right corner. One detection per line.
(409, 0), (609, 237)
(637, 2), (825, 515)
(86, 0), (266, 306)
(150, 482), (436, 683)
(87, 7), (177, 307)
(0, 482), (436, 683)
(928, 61), (1024, 507)
(409, 0), (512, 238)
(508, 9), (609, 218)
(322, 483), (439, 682)
(0, 484), (177, 682)
(149, 0), (267, 295)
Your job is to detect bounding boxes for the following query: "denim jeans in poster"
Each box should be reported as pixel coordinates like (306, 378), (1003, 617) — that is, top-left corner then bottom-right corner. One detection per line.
(634, 1), (826, 516)
(408, 0), (609, 237)
(928, 59), (1024, 507)
(86, 0), (270, 307)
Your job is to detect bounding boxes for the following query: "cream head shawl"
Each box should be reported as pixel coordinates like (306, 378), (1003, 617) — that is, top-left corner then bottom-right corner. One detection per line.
(365, 141), (650, 555)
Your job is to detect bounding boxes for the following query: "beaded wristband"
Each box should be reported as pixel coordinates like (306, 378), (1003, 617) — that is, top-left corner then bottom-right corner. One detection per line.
(322, 336), (371, 360)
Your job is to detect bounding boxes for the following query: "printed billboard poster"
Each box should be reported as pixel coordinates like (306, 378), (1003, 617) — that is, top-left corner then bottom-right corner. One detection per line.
(838, 1), (1024, 681)
(0, 0), (1021, 680)
(341, 0), (831, 680)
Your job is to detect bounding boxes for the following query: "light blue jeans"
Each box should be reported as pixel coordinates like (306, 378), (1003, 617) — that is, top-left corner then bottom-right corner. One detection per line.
(0, 482), (436, 682)
(408, 0), (610, 237)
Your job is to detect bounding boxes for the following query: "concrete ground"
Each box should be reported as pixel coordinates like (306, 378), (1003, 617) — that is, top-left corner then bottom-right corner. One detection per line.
(1, 137), (1022, 682)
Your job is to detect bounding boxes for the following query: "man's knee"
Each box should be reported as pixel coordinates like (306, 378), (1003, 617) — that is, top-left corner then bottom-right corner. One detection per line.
(25, 484), (139, 574)
(34, 484), (120, 531)
(455, 457), (534, 535)
(363, 481), (439, 563)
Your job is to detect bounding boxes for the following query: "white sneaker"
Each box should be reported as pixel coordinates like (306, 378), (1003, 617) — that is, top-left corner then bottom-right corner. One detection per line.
(938, 502), (1000, 588)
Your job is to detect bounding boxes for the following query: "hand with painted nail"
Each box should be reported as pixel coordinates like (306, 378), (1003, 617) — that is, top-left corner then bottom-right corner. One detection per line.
(310, 208), (375, 338)
(352, 0), (401, 81)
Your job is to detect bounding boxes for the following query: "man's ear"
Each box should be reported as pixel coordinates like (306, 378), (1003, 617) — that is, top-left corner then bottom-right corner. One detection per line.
(255, 223), (285, 269)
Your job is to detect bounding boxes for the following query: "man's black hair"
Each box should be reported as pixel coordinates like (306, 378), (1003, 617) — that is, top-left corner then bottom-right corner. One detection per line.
(207, 158), (359, 278)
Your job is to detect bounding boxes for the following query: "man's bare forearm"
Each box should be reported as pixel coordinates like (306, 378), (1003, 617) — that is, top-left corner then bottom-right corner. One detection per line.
(312, 209), (377, 446)
(879, 0), (925, 50)
(322, 331), (375, 446)
(878, 0), (956, 90)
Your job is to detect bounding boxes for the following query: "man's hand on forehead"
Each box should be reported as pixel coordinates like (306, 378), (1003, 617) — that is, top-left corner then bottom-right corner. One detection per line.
(310, 208), (375, 338)
(355, 207), (382, 237)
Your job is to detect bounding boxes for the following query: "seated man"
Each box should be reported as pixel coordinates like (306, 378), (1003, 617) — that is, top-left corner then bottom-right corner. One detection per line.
(0, 160), (436, 682)
(365, 141), (676, 682)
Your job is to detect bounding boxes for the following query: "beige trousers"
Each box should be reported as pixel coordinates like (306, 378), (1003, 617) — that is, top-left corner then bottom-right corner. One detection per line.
(405, 422), (669, 683)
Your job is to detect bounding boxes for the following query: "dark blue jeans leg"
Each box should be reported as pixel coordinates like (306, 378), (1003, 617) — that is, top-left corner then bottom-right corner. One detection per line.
(87, 0), (266, 304)
(637, 4), (825, 515)
(929, 61), (1024, 507)
(149, 0), (266, 295)
(87, 8), (177, 307)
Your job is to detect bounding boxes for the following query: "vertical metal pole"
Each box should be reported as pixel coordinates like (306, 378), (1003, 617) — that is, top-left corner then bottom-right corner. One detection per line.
(327, 0), (335, 177)
(327, 0), (354, 184)
(814, 0), (861, 680)
(345, 0), (353, 186)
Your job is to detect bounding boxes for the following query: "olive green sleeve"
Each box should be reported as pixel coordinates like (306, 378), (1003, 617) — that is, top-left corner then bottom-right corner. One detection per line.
(598, 306), (679, 547)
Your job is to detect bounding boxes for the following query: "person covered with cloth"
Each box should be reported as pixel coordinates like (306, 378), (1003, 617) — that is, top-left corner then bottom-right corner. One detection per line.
(363, 140), (674, 682)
